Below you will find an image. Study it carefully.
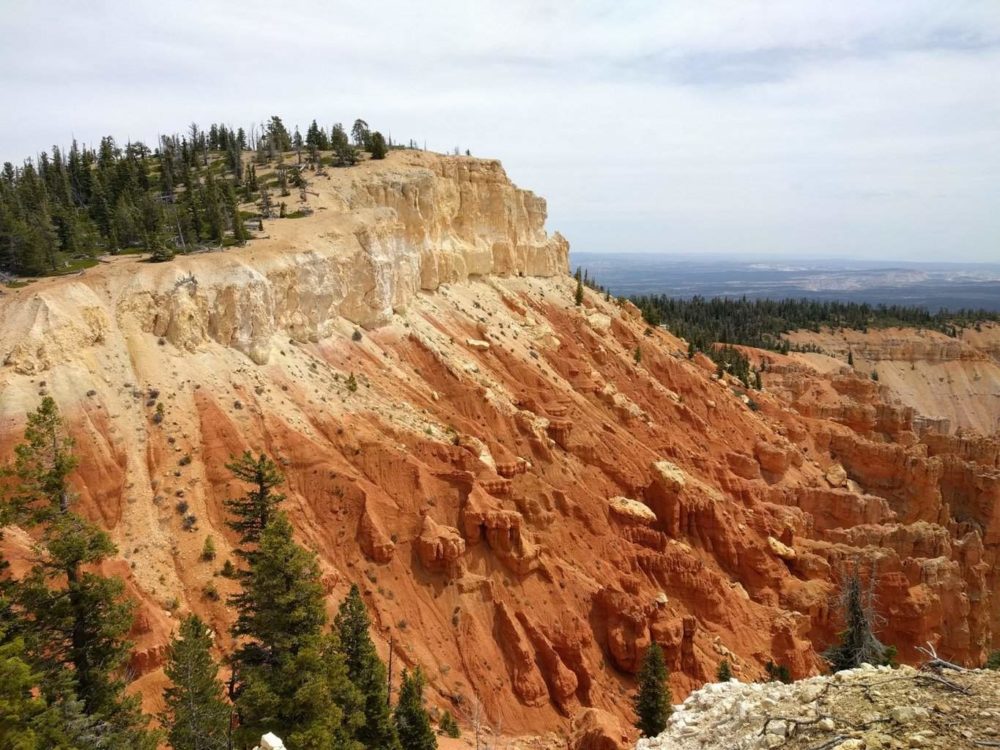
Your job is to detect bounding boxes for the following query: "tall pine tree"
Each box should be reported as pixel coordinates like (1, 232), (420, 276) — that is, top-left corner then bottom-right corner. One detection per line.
(1, 398), (156, 749)
(230, 512), (363, 750)
(336, 584), (400, 750)
(394, 668), (437, 750)
(161, 614), (230, 750)
(223, 451), (286, 559)
(633, 642), (671, 738)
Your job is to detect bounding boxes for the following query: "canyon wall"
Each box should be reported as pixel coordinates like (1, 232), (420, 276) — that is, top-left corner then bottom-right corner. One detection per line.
(0, 152), (997, 746)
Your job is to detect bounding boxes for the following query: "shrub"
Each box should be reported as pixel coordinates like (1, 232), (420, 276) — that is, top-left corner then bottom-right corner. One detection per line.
(201, 536), (216, 561)
(220, 559), (237, 578)
(716, 659), (733, 681)
(439, 710), (460, 738)
(346, 372), (358, 393)
(182, 514), (197, 531)
(352, 329), (363, 342)
(986, 651), (1000, 670)
(764, 660), (791, 683)
(175, 499), (189, 515)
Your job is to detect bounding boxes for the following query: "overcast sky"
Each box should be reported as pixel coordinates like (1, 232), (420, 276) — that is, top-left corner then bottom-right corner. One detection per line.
(1, 1), (998, 261)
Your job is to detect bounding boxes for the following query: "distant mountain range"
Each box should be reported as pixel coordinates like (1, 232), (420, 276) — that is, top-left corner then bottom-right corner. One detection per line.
(571, 252), (1000, 311)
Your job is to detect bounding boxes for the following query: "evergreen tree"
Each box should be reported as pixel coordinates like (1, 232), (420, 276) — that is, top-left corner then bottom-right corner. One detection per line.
(231, 513), (363, 750)
(161, 615), (230, 750)
(633, 346), (642, 365)
(438, 710), (460, 738)
(351, 119), (371, 149)
(332, 124), (358, 166)
(633, 643), (670, 737)
(847, 350), (854, 367)
(0, 625), (101, 749)
(336, 584), (400, 750)
(370, 132), (389, 160)
(223, 451), (286, 557)
(1, 398), (155, 748)
(574, 267), (583, 306)
(716, 659), (733, 682)
(394, 668), (436, 750)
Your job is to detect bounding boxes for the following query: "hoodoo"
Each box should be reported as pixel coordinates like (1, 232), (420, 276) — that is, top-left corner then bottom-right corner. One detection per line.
(2, 150), (999, 744)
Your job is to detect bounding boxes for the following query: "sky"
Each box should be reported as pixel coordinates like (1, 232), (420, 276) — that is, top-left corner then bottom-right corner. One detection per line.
(1, 1), (998, 261)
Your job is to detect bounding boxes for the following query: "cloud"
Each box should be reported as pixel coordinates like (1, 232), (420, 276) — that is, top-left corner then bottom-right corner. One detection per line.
(1, 0), (997, 260)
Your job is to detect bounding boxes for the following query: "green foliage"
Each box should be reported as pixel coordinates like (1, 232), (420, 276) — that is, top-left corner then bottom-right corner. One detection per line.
(222, 451), (286, 559)
(574, 267), (584, 306)
(438, 710), (460, 738)
(1, 398), (155, 748)
(161, 615), (230, 750)
(633, 642), (671, 737)
(394, 668), (437, 750)
(336, 584), (400, 750)
(346, 372), (358, 393)
(370, 132), (388, 160)
(201, 536), (216, 561)
(630, 295), (999, 355)
(985, 651), (1000, 670)
(764, 661), (792, 683)
(716, 659), (733, 682)
(1, 116), (416, 277)
(231, 513), (364, 750)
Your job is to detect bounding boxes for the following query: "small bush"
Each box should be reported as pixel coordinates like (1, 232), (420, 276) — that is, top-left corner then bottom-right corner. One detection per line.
(346, 372), (358, 393)
(764, 660), (791, 683)
(220, 559), (237, 578)
(202, 582), (220, 601)
(201, 536), (216, 561)
(178, 454), (192, 467)
(352, 329), (363, 342)
(182, 514), (197, 531)
(986, 650), (1000, 670)
(716, 659), (733, 681)
(439, 710), (460, 738)
(175, 499), (189, 515)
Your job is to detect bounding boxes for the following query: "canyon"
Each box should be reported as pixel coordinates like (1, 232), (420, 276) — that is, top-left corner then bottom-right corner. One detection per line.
(0, 151), (998, 748)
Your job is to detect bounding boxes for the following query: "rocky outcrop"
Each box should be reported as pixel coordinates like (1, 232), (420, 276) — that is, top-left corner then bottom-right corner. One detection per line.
(637, 665), (1000, 750)
(2, 152), (999, 740)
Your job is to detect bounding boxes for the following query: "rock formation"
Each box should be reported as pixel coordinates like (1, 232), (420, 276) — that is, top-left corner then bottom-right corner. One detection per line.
(1, 151), (998, 746)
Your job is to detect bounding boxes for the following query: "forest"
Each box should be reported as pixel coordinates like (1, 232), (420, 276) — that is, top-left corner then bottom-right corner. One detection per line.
(629, 294), (1000, 354)
(0, 116), (394, 277)
(0, 398), (450, 750)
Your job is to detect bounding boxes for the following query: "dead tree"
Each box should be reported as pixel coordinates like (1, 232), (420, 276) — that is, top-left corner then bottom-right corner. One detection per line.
(824, 561), (895, 671)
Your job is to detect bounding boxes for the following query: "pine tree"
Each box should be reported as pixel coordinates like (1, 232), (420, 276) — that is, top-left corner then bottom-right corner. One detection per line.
(231, 513), (363, 750)
(161, 615), (230, 750)
(633, 643), (670, 737)
(574, 267), (584, 306)
(394, 668), (437, 750)
(847, 350), (854, 367)
(370, 132), (388, 160)
(0, 625), (101, 749)
(1, 398), (156, 748)
(223, 451), (286, 558)
(716, 659), (733, 682)
(336, 584), (400, 750)
(438, 710), (460, 738)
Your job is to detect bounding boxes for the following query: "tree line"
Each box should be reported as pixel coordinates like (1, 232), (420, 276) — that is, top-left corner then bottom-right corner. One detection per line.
(630, 294), (1000, 352)
(0, 399), (439, 750)
(0, 115), (394, 276)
